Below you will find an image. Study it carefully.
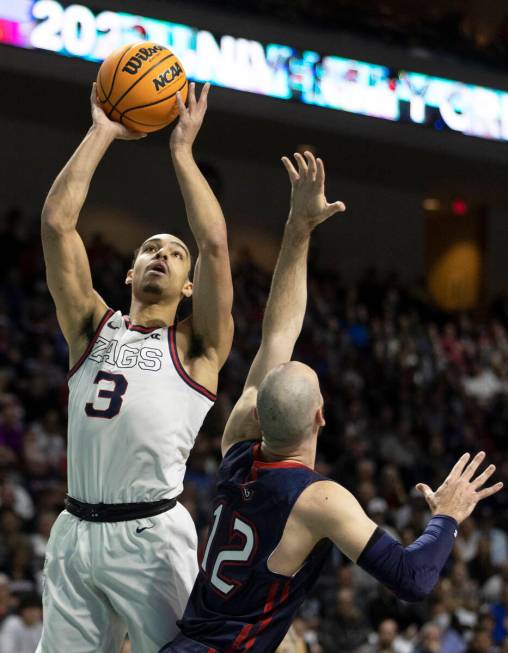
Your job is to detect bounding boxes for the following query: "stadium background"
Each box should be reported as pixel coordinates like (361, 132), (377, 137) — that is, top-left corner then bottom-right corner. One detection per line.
(2, 0), (508, 651)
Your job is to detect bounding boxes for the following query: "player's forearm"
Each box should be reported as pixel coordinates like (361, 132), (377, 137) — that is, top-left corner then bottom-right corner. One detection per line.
(262, 219), (311, 344)
(357, 516), (457, 602)
(171, 147), (228, 251)
(42, 125), (114, 232)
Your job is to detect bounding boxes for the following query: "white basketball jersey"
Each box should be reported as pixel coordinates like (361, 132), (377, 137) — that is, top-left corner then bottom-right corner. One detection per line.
(67, 309), (215, 503)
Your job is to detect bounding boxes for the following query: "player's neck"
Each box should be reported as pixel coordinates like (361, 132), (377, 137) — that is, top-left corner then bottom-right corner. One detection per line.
(129, 297), (179, 327)
(260, 438), (317, 469)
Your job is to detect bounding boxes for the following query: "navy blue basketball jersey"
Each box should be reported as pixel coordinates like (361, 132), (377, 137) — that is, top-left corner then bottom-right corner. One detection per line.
(173, 439), (333, 652)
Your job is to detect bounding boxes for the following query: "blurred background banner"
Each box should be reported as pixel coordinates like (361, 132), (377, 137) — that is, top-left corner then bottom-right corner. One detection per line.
(2, 0), (508, 142)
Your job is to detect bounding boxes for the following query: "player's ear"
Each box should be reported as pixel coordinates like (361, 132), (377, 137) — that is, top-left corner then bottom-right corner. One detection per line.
(316, 406), (325, 428)
(125, 269), (133, 286)
(181, 280), (193, 298)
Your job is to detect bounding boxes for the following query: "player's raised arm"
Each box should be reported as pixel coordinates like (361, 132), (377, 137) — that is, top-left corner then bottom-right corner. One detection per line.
(169, 82), (234, 372)
(301, 451), (502, 602)
(41, 84), (144, 362)
(221, 151), (345, 455)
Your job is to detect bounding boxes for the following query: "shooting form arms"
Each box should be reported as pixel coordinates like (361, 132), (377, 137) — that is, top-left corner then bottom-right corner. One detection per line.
(170, 83), (233, 379)
(41, 84), (144, 365)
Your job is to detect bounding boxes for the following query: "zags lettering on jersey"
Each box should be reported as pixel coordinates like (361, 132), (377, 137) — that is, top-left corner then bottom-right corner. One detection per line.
(89, 337), (162, 371)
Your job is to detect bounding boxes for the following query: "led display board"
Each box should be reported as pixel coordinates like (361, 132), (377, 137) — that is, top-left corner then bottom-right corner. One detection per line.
(2, 0), (508, 142)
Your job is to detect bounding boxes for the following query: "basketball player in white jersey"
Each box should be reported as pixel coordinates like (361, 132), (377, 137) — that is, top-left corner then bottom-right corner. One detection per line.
(37, 82), (233, 653)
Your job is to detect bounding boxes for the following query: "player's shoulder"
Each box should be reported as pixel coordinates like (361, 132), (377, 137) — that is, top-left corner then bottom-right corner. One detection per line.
(221, 438), (257, 466)
(292, 480), (353, 529)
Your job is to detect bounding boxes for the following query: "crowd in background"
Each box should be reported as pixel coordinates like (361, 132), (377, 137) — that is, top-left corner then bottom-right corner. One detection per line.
(184, 0), (508, 70)
(1, 207), (508, 652)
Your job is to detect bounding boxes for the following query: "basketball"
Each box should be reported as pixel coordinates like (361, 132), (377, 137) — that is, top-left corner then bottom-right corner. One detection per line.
(96, 41), (188, 133)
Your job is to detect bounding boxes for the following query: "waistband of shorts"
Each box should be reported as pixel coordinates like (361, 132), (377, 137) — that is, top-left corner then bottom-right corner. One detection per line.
(64, 495), (177, 522)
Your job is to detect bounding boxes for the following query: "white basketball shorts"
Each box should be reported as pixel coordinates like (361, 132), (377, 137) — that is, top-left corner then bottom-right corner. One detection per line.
(35, 502), (198, 653)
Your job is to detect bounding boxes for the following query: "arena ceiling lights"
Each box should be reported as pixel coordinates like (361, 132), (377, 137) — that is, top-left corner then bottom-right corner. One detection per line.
(2, 0), (508, 143)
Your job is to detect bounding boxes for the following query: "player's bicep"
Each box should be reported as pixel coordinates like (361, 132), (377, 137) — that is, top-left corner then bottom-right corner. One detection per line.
(243, 335), (297, 391)
(221, 387), (261, 456)
(42, 226), (106, 340)
(305, 481), (378, 562)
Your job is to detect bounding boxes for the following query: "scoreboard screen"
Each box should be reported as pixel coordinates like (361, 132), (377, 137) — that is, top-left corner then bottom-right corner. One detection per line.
(2, 0), (508, 143)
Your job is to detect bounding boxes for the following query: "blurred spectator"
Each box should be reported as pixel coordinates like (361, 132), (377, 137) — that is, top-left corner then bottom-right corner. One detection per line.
(469, 536), (497, 585)
(319, 588), (369, 652)
(356, 618), (412, 653)
(0, 574), (13, 628)
(456, 519), (481, 564)
(478, 508), (508, 566)
(482, 562), (508, 603)
(0, 593), (42, 653)
(466, 627), (497, 653)
(491, 585), (508, 644)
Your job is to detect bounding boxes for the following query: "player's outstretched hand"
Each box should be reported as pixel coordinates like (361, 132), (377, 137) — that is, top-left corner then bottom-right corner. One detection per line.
(90, 83), (146, 141)
(416, 451), (503, 524)
(282, 151), (345, 232)
(170, 82), (210, 152)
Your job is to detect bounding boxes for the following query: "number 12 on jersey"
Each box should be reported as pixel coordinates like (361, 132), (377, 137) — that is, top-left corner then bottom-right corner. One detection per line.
(201, 504), (258, 597)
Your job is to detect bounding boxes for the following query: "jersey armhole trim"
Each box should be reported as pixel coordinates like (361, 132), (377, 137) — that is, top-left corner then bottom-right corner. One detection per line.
(168, 326), (217, 402)
(67, 308), (115, 381)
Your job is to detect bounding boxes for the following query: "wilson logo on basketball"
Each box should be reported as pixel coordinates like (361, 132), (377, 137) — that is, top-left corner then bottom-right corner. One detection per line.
(152, 63), (184, 91)
(122, 45), (166, 75)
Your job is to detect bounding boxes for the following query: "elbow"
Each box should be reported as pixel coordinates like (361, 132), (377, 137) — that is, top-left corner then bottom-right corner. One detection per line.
(393, 573), (438, 603)
(41, 212), (60, 237)
(199, 229), (229, 256)
(41, 206), (61, 231)
(41, 208), (73, 236)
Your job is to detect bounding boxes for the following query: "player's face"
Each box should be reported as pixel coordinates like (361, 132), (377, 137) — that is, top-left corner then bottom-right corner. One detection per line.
(127, 234), (192, 301)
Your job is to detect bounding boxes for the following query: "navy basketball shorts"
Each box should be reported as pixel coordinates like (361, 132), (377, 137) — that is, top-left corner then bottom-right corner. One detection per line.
(159, 633), (217, 653)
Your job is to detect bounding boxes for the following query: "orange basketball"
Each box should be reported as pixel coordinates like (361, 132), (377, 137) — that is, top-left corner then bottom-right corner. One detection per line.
(96, 41), (188, 133)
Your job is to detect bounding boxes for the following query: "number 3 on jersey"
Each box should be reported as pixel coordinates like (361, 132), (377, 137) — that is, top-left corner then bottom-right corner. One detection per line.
(201, 504), (257, 597)
(85, 371), (128, 419)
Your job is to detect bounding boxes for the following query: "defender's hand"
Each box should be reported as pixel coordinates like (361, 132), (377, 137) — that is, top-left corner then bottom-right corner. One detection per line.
(170, 82), (210, 152)
(416, 452), (503, 524)
(90, 83), (146, 141)
(282, 151), (345, 232)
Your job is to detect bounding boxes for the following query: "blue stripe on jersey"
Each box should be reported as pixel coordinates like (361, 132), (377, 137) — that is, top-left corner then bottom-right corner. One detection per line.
(174, 440), (333, 652)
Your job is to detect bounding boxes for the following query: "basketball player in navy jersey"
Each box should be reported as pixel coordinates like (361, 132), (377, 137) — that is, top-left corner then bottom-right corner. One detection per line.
(160, 151), (503, 653)
(38, 83), (233, 652)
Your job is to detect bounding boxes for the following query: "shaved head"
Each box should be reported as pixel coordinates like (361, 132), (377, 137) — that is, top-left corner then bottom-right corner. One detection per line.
(257, 362), (323, 449)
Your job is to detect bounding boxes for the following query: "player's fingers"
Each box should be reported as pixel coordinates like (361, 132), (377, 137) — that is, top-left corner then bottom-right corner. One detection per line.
(477, 482), (504, 501)
(189, 82), (197, 110)
(294, 153), (308, 176)
(90, 82), (99, 106)
(304, 151), (317, 181)
(462, 451), (486, 481)
(199, 82), (210, 110)
(472, 464), (496, 490)
(281, 156), (299, 182)
(415, 483), (434, 503)
(324, 201), (346, 216)
(448, 453), (471, 481)
(316, 158), (325, 187)
(175, 91), (187, 115)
